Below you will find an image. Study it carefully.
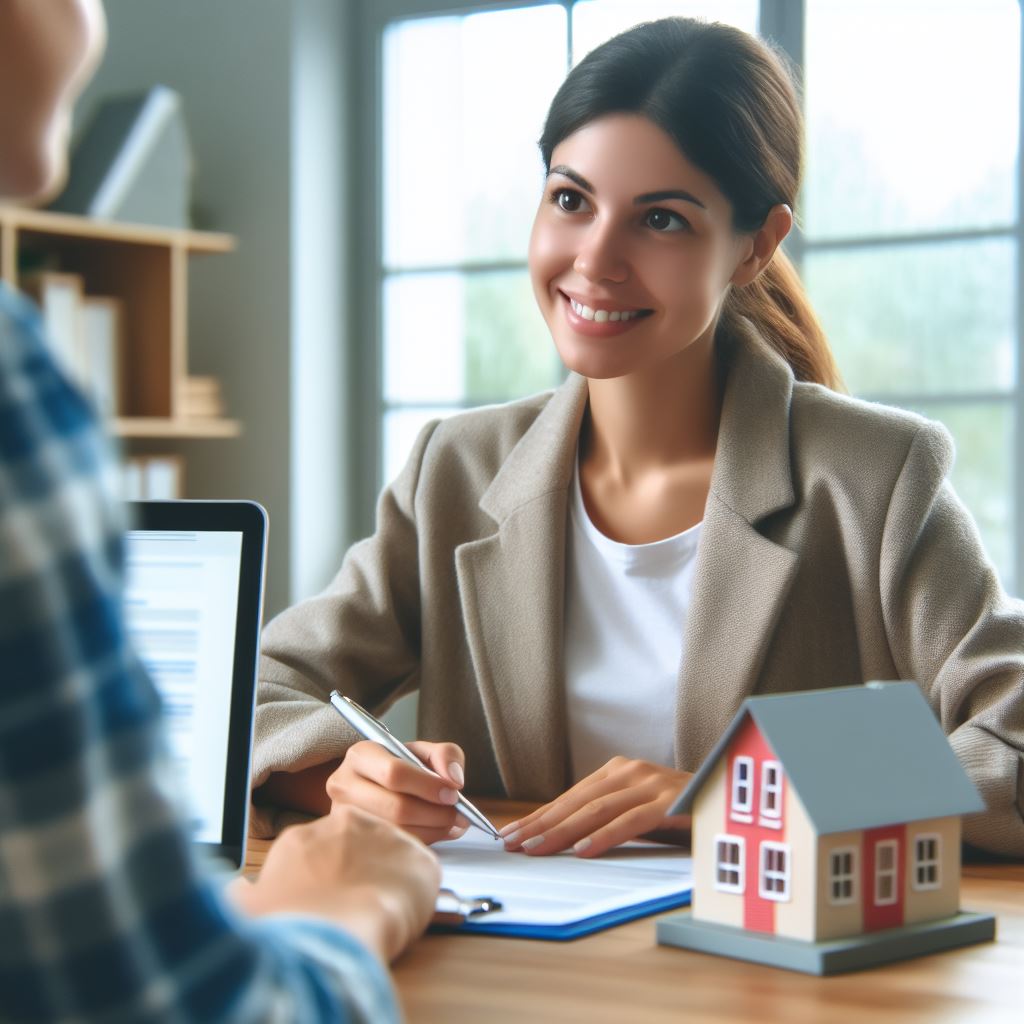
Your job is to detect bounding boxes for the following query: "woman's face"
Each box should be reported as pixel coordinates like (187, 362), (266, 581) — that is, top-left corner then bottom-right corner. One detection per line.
(0, 0), (107, 202)
(529, 113), (749, 381)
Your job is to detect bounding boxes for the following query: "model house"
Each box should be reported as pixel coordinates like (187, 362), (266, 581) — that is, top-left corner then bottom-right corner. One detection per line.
(657, 682), (996, 973)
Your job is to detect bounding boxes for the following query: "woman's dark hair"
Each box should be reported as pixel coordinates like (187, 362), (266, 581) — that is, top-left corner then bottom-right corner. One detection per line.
(539, 17), (840, 390)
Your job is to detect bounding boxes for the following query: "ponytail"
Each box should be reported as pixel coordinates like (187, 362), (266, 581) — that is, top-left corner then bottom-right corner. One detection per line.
(722, 249), (842, 391)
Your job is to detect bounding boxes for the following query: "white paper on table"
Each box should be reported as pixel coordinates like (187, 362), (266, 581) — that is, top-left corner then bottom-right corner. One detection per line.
(434, 829), (692, 929)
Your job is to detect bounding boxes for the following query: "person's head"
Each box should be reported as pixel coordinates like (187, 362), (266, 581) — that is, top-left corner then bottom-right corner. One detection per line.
(529, 17), (839, 389)
(0, 0), (107, 204)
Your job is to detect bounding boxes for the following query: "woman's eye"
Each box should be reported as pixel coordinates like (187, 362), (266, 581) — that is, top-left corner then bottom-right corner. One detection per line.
(554, 188), (587, 213)
(645, 208), (688, 233)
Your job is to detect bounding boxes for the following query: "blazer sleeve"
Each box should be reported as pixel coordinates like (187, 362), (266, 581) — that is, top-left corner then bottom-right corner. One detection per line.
(249, 419), (439, 837)
(880, 421), (1024, 856)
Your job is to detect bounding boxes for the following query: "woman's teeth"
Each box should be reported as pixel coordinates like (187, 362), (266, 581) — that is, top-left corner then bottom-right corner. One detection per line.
(569, 297), (645, 322)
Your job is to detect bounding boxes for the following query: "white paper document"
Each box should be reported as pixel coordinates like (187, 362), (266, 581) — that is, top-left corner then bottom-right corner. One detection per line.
(433, 830), (693, 938)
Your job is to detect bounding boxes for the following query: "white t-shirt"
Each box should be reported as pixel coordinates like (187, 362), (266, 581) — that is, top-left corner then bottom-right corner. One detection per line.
(564, 456), (703, 781)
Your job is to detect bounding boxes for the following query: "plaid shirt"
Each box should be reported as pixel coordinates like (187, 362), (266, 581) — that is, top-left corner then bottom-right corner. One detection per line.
(0, 284), (399, 1023)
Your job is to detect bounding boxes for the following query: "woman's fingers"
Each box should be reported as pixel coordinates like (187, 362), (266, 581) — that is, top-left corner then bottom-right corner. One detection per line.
(326, 740), (471, 844)
(502, 759), (693, 856)
(506, 786), (650, 855)
(407, 740), (466, 789)
(341, 740), (462, 805)
(499, 760), (624, 840)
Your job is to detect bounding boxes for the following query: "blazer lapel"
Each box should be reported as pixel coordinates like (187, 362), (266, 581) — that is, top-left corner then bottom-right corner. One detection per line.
(675, 322), (801, 770)
(456, 376), (588, 800)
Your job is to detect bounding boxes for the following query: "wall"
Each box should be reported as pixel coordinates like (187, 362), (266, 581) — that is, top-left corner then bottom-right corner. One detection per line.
(77, 0), (355, 619)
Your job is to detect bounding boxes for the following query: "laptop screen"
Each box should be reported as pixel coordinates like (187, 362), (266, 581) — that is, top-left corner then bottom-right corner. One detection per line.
(123, 501), (267, 867)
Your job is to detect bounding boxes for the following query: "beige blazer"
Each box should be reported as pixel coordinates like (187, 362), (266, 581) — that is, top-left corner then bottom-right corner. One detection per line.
(254, 318), (1024, 855)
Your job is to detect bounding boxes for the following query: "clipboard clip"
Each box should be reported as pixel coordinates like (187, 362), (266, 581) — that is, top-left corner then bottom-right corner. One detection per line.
(433, 887), (504, 925)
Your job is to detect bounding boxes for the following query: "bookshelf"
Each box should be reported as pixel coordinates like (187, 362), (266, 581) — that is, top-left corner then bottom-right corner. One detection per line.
(0, 206), (239, 494)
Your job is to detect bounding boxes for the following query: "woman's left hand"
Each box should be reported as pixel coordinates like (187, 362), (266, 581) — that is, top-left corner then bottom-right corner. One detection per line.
(499, 757), (693, 857)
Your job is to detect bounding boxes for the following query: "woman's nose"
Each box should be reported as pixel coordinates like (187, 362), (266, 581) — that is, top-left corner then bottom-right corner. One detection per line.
(573, 221), (628, 283)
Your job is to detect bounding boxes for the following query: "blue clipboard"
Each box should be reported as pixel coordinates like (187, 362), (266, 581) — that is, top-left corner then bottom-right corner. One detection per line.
(432, 888), (692, 941)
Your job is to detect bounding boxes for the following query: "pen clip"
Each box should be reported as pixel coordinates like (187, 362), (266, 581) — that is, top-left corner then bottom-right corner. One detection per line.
(333, 691), (395, 737)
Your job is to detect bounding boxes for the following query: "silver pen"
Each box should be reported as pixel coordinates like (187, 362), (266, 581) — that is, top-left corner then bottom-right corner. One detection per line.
(328, 690), (501, 840)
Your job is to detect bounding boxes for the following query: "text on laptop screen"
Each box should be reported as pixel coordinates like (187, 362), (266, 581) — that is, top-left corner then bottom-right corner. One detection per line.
(124, 529), (243, 844)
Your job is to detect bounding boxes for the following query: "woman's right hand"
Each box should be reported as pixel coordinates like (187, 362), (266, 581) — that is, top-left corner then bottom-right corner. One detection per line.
(325, 740), (470, 845)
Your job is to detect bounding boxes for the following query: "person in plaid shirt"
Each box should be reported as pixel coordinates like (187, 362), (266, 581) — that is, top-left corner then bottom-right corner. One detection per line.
(0, 3), (440, 1021)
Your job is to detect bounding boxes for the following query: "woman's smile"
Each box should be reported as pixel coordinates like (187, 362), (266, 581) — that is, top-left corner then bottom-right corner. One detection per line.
(561, 290), (654, 336)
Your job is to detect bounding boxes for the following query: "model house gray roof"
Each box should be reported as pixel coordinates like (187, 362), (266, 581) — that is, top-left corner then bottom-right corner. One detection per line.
(670, 682), (984, 834)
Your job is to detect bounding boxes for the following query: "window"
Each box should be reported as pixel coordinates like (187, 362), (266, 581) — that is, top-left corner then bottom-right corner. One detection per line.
(714, 835), (745, 893)
(360, 2), (1022, 595)
(828, 847), (858, 905)
(874, 839), (899, 905)
(913, 834), (942, 890)
(759, 841), (790, 902)
(759, 760), (782, 822)
(800, 0), (1021, 595)
(731, 755), (754, 819)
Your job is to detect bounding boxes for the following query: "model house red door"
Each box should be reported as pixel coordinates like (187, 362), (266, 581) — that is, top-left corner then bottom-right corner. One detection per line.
(863, 825), (905, 931)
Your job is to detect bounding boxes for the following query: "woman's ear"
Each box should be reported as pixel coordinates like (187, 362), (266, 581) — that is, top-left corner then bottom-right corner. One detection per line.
(730, 204), (793, 287)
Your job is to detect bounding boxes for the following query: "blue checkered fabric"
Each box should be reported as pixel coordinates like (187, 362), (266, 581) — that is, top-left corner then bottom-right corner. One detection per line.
(0, 284), (399, 1023)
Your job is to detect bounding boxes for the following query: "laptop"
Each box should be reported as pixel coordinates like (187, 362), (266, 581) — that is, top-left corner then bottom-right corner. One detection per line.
(123, 500), (268, 870)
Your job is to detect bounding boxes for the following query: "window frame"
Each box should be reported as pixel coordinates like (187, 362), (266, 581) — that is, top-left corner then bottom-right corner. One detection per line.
(758, 840), (791, 902)
(873, 838), (900, 906)
(730, 755), (754, 821)
(827, 846), (858, 906)
(912, 833), (942, 891)
(714, 834), (746, 894)
(759, 759), (783, 824)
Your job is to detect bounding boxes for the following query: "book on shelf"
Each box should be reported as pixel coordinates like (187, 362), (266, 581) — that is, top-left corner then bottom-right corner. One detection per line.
(121, 455), (184, 500)
(20, 271), (86, 384)
(180, 375), (225, 419)
(81, 296), (123, 417)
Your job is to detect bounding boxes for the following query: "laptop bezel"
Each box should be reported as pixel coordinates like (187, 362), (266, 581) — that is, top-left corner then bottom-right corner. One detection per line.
(127, 499), (267, 870)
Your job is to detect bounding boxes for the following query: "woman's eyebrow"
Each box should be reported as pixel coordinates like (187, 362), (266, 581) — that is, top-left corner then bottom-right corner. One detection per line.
(635, 189), (707, 210)
(548, 165), (594, 193)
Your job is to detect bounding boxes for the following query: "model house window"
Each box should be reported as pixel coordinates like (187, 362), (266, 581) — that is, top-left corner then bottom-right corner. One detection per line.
(828, 847), (858, 905)
(913, 834), (941, 890)
(714, 835), (745, 893)
(759, 760), (783, 821)
(361, 1), (1023, 596)
(731, 756), (754, 819)
(874, 839), (899, 905)
(759, 842), (790, 901)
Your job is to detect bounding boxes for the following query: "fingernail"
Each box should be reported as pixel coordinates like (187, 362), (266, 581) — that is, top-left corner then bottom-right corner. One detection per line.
(499, 820), (520, 838)
(439, 787), (459, 805)
(574, 837), (592, 855)
(448, 824), (466, 838)
(521, 835), (545, 851)
(448, 762), (464, 787)
(454, 813), (469, 829)
(502, 829), (521, 848)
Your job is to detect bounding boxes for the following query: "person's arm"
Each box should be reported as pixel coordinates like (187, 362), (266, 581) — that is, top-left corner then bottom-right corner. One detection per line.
(880, 420), (1024, 856)
(251, 418), (469, 841)
(0, 291), (434, 1022)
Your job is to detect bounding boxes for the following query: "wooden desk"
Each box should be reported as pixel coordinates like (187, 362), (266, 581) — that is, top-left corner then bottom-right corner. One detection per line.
(246, 801), (1024, 1023)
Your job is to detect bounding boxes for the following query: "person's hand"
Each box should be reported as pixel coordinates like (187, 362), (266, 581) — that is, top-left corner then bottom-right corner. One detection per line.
(228, 805), (441, 962)
(324, 740), (470, 844)
(500, 757), (692, 857)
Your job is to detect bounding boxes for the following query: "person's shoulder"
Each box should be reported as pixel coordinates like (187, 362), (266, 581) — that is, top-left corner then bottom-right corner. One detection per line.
(407, 389), (561, 504)
(790, 380), (954, 480)
(425, 389), (557, 462)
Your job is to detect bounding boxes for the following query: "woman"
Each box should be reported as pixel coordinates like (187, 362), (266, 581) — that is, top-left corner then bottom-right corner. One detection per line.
(253, 17), (1024, 858)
